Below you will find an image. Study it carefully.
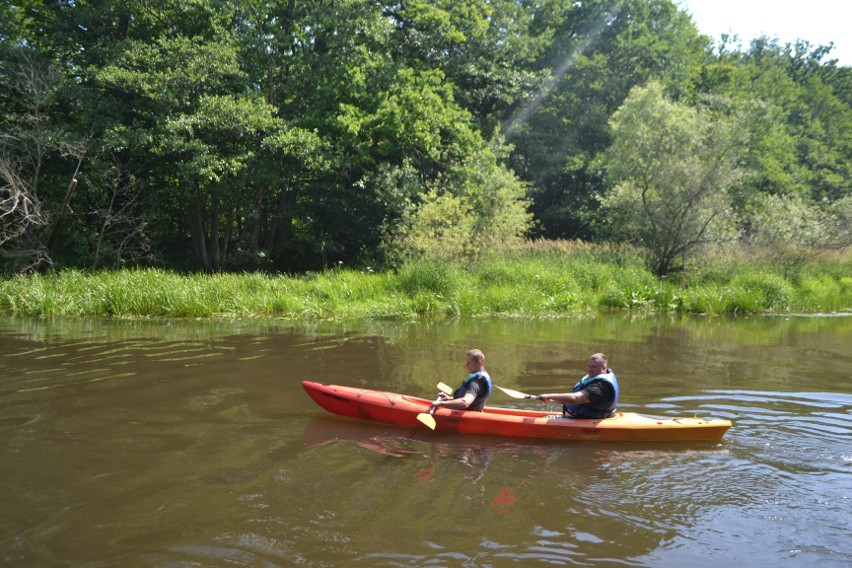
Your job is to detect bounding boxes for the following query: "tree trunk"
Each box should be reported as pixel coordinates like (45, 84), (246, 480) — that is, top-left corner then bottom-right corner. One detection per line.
(264, 186), (293, 251)
(92, 189), (116, 269)
(209, 192), (221, 272)
(249, 185), (265, 265)
(187, 189), (210, 272)
(222, 205), (235, 267)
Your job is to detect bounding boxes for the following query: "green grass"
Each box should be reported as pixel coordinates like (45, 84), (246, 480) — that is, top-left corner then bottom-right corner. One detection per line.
(1, 243), (850, 319)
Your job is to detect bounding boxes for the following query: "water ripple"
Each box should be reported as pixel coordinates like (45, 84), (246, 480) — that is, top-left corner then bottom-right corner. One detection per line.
(0, 338), (250, 396)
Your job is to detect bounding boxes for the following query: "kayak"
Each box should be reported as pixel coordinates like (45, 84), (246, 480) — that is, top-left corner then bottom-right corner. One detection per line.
(302, 381), (732, 442)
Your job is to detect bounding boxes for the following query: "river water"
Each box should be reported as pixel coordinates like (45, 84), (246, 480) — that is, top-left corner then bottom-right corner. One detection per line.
(0, 314), (850, 567)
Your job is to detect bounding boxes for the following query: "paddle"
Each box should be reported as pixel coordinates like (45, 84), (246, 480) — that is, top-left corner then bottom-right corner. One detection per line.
(419, 382), (544, 428)
(495, 385), (543, 400)
(438, 381), (544, 401)
(417, 383), (455, 429)
(416, 401), (439, 430)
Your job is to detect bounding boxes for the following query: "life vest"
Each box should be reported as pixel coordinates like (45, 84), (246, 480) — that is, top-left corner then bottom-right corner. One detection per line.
(563, 368), (619, 419)
(454, 370), (493, 411)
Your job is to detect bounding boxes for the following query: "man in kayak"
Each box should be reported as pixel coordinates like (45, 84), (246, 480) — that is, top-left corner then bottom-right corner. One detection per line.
(431, 349), (493, 412)
(539, 353), (619, 419)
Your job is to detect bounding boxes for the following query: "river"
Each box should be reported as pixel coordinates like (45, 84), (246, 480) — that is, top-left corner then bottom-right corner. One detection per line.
(0, 314), (850, 567)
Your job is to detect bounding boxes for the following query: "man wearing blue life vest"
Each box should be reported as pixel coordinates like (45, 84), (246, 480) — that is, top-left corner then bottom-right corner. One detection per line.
(432, 349), (493, 412)
(539, 353), (619, 419)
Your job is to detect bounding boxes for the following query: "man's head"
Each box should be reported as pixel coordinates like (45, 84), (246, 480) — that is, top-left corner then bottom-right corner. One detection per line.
(587, 353), (607, 375)
(466, 349), (485, 372)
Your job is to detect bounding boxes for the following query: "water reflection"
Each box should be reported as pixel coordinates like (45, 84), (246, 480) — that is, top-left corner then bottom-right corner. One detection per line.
(299, 415), (744, 565)
(304, 417), (434, 459)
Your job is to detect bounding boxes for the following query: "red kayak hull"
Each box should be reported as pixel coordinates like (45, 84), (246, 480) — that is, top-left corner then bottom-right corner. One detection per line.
(302, 381), (732, 442)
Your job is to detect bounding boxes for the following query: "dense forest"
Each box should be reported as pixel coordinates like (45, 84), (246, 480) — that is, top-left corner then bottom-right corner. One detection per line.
(1, 0), (850, 276)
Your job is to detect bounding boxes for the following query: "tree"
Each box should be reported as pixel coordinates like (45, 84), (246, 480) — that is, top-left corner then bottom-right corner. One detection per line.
(505, 0), (710, 239)
(750, 193), (852, 271)
(93, 7), (313, 272)
(601, 82), (740, 276)
(393, 190), (476, 262)
(0, 44), (84, 271)
(697, 37), (852, 207)
(390, 143), (532, 263)
(0, 158), (48, 270)
(4, 0), (848, 274)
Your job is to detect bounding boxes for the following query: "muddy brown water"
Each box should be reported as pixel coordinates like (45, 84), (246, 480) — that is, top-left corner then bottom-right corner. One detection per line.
(1, 315), (850, 567)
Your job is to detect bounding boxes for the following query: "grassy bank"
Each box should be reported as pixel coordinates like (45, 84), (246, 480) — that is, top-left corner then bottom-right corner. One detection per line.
(1, 242), (850, 319)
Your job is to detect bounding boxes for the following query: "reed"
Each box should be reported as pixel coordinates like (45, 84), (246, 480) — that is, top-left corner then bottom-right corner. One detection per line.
(0, 244), (849, 319)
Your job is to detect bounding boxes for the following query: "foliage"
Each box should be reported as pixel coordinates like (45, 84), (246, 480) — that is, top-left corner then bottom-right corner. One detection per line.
(602, 82), (740, 276)
(392, 190), (476, 262)
(389, 143), (533, 263)
(510, 0), (710, 239)
(455, 145), (534, 250)
(748, 193), (852, 272)
(1, 0), (850, 276)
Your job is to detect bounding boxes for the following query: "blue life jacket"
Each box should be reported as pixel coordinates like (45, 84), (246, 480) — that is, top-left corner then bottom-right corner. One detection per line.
(563, 368), (619, 419)
(454, 370), (493, 411)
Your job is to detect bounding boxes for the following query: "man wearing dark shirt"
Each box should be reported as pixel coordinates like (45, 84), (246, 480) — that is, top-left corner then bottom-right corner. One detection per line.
(539, 353), (620, 419)
(431, 349), (492, 412)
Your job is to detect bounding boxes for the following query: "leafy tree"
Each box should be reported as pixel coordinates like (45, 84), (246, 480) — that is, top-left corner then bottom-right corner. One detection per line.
(393, 190), (476, 262)
(698, 38), (852, 206)
(271, 0), (531, 268)
(503, 0), (710, 239)
(750, 193), (852, 272)
(384, 0), (544, 135)
(3, 0), (849, 275)
(96, 23), (276, 271)
(601, 82), (740, 276)
(391, 142), (532, 263)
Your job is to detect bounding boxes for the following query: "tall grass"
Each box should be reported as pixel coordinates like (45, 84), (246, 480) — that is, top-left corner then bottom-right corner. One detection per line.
(0, 243), (849, 319)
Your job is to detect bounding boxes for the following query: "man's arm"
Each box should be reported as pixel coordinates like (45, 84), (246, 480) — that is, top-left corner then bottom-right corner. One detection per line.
(539, 391), (590, 405)
(434, 380), (481, 409)
(433, 391), (476, 409)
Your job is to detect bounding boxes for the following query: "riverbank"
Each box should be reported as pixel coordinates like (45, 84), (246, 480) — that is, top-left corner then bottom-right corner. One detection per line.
(1, 242), (850, 318)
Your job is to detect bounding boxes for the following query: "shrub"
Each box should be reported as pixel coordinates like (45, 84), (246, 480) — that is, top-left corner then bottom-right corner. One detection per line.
(397, 260), (463, 300)
(730, 271), (794, 311)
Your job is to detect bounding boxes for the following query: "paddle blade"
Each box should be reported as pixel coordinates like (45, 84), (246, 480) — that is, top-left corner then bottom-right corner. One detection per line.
(416, 412), (436, 430)
(437, 382), (454, 396)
